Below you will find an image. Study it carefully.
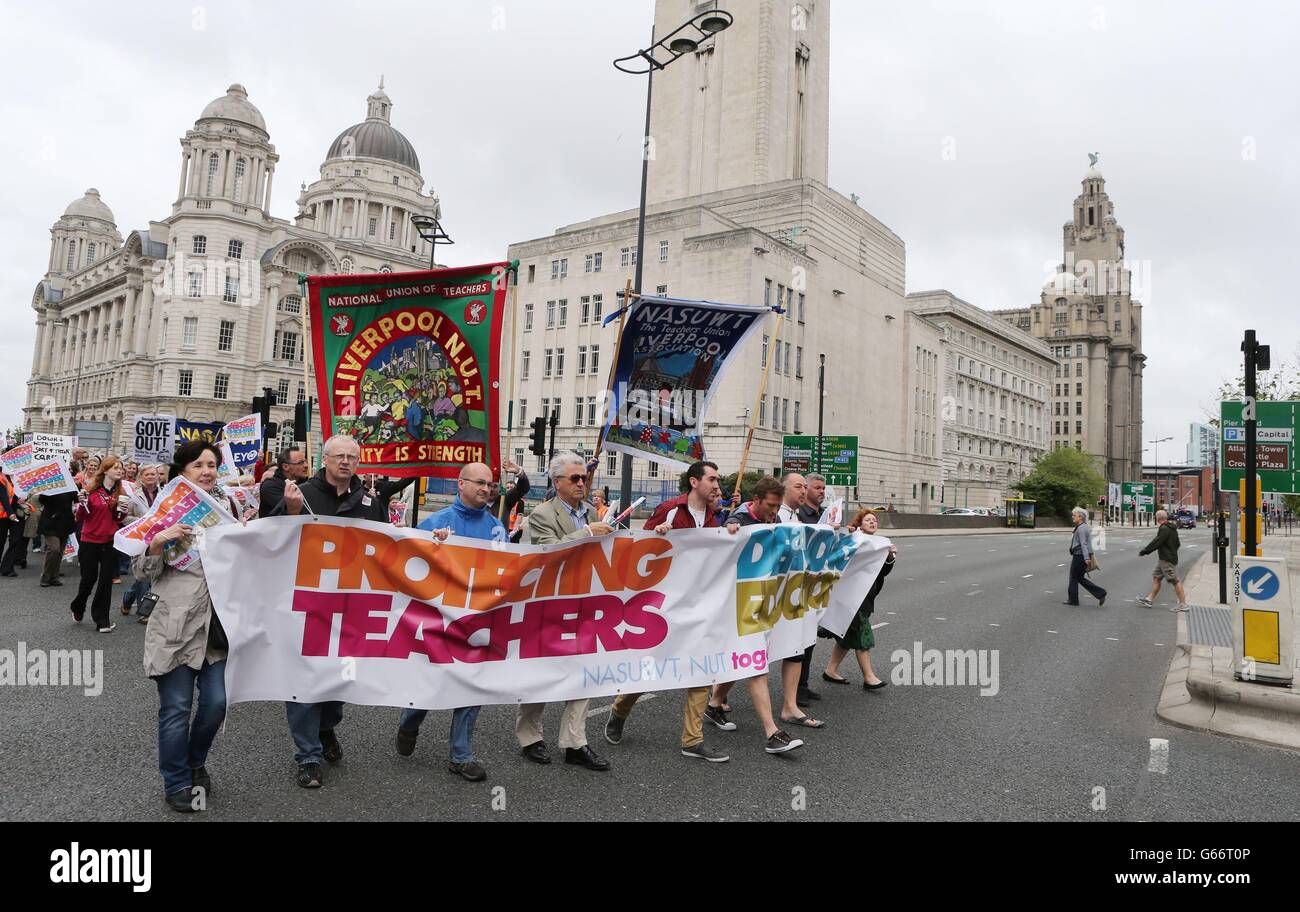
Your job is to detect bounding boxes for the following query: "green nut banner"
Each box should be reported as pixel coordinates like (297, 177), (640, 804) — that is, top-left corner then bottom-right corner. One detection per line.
(306, 263), (509, 480)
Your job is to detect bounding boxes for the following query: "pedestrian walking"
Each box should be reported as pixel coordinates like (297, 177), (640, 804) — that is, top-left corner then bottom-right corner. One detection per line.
(137, 441), (231, 813)
(274, 434), (389, 788)
(1137, 509), (1188, 612)
(1064, 506), (1106, 607)
(603, 461), (730, 763)
(707, 476), (806, 754)
(38, 486), (77, 588)
(393, 462), (504, 783)
(820, 509), (895, 690)
(70, 456), (130, 631)
(516, 452), (612, 772)
(0, 468), (28, 578)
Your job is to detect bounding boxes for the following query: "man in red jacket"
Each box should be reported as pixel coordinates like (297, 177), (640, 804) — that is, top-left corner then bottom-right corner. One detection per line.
(602, 460), (731, 762)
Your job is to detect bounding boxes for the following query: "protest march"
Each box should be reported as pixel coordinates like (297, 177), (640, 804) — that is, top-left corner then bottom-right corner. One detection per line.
(0, 264), (900, 815)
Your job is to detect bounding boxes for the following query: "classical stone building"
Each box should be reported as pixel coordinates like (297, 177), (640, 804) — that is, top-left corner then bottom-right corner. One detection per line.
(989, 163), (1145, 484)
(506, 0), (946, 510)
(905, 291), (1054, 509)
(24, 82), (442, 455)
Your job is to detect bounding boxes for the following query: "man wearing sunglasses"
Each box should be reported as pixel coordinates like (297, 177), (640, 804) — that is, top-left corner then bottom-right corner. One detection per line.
(516, 452), (613, 772)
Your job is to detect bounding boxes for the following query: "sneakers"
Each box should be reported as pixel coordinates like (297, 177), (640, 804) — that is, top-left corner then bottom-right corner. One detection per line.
(395, 727), (418, 757)
(681, 743), (730, 763)
(97, 624), (116, 633)
(1137, 596), (1153, 607)
(448, 760), (487, 782)
(1170, 604), (1190, 613)
(319, 729), (343, 764)
(296, 762), (323, 788)
(704, 704), (737, 731)
(604, 709), (625, 745)
(765, 730), (804, 754)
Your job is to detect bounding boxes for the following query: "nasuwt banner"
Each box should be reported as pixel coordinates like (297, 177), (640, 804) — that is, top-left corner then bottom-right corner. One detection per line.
(176, 420), (224, 446)
(14, 458), (77, 497)
(305, 263), (508, 481)
(115, 476), (235, 571)
(602, 295), (770, 469)
(204, 518), (890, 711)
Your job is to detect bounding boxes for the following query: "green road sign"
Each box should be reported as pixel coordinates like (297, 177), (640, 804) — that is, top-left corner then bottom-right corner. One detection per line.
(1219, 400), (1299, 494)
(1121, 481), (1155, 514)
(782, 435), (859, 486)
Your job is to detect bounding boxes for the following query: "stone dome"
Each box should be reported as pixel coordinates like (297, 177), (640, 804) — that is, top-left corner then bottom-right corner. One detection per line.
(1085, 164), (1103, 180)
(198, 84), (267, 134)
(62, 188), (115, 224)
(326, 120), (421, 172)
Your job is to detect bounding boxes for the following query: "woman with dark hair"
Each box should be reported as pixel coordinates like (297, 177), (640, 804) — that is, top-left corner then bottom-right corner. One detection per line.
(135, 440), (234, 813)
(819, 509), (897, 691)
(71, 455), (130, 631)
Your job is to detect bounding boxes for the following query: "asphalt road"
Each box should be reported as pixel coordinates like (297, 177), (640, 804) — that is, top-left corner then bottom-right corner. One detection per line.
(3, 528), (1299, 822)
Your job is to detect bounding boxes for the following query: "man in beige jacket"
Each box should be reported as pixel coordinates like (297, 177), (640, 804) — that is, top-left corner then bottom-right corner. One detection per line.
(518, 452), (613, 772)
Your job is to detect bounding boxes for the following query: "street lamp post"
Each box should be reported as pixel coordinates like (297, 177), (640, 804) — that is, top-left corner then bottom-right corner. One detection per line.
(817, 354), (826, 476)
(409, 214), (453, 271)
(1150, 436), (1172, 514)
(612, 8), (733, 522)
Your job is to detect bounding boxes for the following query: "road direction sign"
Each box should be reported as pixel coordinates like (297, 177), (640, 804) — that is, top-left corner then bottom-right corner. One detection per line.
(1219, 400), (1299, 494)
(1121, 481), (1154, 513)
(781, 435), (858, 487)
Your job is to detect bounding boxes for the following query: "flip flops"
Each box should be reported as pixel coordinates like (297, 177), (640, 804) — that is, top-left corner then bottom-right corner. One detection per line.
(781, 715), (826, 729)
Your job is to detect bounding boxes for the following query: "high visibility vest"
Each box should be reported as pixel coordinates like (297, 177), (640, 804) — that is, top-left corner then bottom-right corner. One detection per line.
(0, 474), (13, 521)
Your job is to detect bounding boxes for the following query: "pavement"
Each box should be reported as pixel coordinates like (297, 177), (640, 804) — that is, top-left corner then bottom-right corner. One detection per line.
(4, 529), (1300, 821)
(1157, 531), (1300, 751)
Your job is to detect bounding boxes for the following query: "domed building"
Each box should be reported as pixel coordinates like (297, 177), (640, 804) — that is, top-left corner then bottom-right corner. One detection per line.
(24, 82), (442, 454)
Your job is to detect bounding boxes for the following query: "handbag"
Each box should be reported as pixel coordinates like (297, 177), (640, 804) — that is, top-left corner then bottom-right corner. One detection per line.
(1086, 555), (1101, 573)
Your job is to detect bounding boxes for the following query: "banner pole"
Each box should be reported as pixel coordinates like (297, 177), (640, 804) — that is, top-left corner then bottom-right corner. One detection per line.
(499, 279), (520, 523)
(732, 308), (785, 504)
(298, 274), (313, 467)
(596, 279), (637, 458)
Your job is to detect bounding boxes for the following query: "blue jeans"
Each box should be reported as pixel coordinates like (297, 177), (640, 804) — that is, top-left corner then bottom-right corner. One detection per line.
(1068, 553), (1107, 604)
(400, 706), (481, 763)
(285, 701), (345, 766)
(154, 660), (227, 796)
(122, 578), (150, 611)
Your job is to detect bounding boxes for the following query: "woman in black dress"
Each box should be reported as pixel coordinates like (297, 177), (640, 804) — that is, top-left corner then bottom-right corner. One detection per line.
(820, 509), (897, 690)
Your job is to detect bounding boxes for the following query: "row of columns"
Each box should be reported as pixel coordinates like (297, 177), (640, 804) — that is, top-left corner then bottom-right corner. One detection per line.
(178, 145), (276, 210)
(319, 194), (419, 251)
(38, 279), (156, 380)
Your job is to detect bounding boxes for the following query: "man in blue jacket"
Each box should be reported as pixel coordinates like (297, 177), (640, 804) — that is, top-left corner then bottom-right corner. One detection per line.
(395, 462), (506, 781)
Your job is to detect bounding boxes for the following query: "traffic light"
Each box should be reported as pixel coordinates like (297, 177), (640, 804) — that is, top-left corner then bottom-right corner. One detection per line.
(294, 398), (313, 442)
(529, 417), (547, 457)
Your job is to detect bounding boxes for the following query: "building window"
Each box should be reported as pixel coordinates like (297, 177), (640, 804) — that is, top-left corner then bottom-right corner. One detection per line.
(558, 299), (568, 328)
(794, 401), (801, 433)
(620, 247), (637, 268)
(182, 317), (198, 350)
(580, 296), (591, 325)
(214, 373), (230, 400)
(223, 275), (239, 303)
(524, 302), (534, 332)
(278, 294), (302, 314)
(587, 396), (597, 427)
(1114, 320), (1121, 331)
(527, 264), (536, 284)
(761, 335), (769, 369)
(759, 394), (767, 427)
(1076, 421), (1083, 434)
(188, 272), (203, 298)
(389, 221), (397, 241)
(206, 153), (220, 195)
(556, 348), (565, 377)
(577, 345), (588, 375)
(178, 369), (193, 397)
(593, 252), (602, 273)
(518, 400), (527, 426)
(546, 301), (556, 329)
(218, 320), (235, 353)
(796, 347), (804, 378)
(592, 294), (603, 323)
(277, 379), (290, 405)
(764, 279), (773, 308)
(297, 381), (306, 404)
(368, 218), (378, 237)
(656, 284), (668, 296)
(798, 293), (806, 324)
(1076, 402), (1083, 416)
(160, 318), (167, 352)
(278, 331), (300, 362)
(544, 348), (553, 378)
(62, 238), (75, 270)
(192, 235), (206, 255)
(774, 340), (783, 375)
(659, 240), (669, 262)
(574, 398), (585, 427)
(86, 243), (97, 264)
(784, 342), (792, 376)
(782, 399), (790, 432)
(647, 461), (659, 479)
(233, 159), (245, 198)
(521, 350), (531, 381)
(589, 345), (599, 376)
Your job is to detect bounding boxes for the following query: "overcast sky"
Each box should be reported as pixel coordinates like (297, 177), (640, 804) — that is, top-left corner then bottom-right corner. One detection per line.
(3, 0), (1296, 465)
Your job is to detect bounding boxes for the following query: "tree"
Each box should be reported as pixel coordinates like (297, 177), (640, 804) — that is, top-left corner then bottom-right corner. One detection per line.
(1204, 345), (1300, 427)
(720, 471), (767, 504)
(1017, 447), (1107, 519)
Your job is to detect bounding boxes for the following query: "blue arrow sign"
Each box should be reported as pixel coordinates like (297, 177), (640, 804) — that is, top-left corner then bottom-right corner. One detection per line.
(1241, 565), (1280, 601)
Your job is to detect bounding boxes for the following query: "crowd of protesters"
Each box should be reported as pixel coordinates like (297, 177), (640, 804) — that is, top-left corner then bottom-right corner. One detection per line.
(2, 439), (902, 814)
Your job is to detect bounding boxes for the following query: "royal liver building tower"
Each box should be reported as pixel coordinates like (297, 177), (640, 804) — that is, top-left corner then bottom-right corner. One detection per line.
(992, 159), (1145, 484)
(24, 82), (441, 454)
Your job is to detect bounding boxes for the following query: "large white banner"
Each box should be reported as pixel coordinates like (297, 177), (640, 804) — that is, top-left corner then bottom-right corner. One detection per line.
(204, 518), (891, 711)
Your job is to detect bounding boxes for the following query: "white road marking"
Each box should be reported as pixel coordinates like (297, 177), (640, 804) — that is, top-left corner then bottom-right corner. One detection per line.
(1007, 587), (1016, 590)
(871, 622), (889, 630)
(1106, 637), (1119, 641)
(1057, 563), (1066, 568)
(987, 549), (998, 553)
(989, 623), (1001, 627)
(1147, 738), (1170, 775)
(1022, 574), (1034, 578)
(905, 578), (916, 581)
(966, 591), (983, 596)
(887, 612), (897, 616)
(1045, 590), (1054, 594)
(1047, 630), (1058, 634)
(935, 617), (947, 621)
(586, 693), (656, 718)
(1154, 643), (1165, 647)
(945, 555), (957, 558)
